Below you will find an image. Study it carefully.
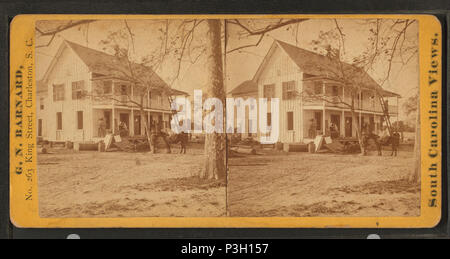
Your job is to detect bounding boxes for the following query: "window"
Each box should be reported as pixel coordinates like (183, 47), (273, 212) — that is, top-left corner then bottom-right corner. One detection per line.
(40, 97), (44, 110)
(267, 112), (272, 127)
(53, 84), (65, 101)
(133, 86), (141, 97)
(154, 92), (162, 105)
(56, 112), (62, 130)
(72, 80), (85, 100)
(77, 111), (83, 129)
(314, 81), (323, 95)
(369, 94), (375, 108)
(263, 84), (275, 98)
(104, 111), (111, 129)
(282, 81), (296, 100)
(38, 119), (42, 137)
(332, 86), (339, 96)
(314, 111), (322, 131)
(103, 80), (112, 94)
(287, 112), (294, 131)
(119, 84), (130, 95)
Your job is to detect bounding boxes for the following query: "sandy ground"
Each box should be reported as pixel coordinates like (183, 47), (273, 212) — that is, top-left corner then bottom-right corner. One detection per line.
(227, 145), (420, 217)
(38, 142), (419, 218)
(38, 144), (226, 218)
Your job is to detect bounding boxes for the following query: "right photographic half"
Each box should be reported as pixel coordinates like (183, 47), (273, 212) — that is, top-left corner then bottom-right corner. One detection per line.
(225, 18), (420, 217)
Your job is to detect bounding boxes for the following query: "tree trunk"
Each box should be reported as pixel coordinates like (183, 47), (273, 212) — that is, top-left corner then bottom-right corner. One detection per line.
(200, 20), (226, 180)
(410, 97), (420, 182)
(141, 95), (153, 152)
(351, 109), (364, 154)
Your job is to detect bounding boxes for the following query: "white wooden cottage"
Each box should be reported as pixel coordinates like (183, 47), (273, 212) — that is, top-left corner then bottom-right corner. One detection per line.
(37, 40), (187, 143)
(230, 40), (400, 144)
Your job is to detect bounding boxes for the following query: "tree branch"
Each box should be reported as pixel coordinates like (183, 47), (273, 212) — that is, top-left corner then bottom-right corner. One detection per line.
(36, 20), (95, 48)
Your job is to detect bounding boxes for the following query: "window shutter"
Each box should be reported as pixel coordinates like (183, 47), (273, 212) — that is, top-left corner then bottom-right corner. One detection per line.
(56, 112), (62, 130)
(77, 111), (83, 129)
(287, 112), (294, 130)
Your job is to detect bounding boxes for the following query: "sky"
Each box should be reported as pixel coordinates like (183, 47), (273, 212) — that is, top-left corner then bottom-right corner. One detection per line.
(225, 18), (419, 121)
(36, 19), (211, 94)
(36, 18), (418, 121)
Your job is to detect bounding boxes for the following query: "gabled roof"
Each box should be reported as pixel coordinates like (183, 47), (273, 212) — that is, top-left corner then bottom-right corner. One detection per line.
(229, 80), (258, 96)
(253, 40), (400, 97)
(42, 40), (188, 96)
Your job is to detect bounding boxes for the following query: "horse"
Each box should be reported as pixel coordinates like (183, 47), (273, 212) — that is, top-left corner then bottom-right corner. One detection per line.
(362, 133), (382, 156)
(383, 132), (401, 156)
(169, 132), (189, 154)
(378, 132), (401, 156)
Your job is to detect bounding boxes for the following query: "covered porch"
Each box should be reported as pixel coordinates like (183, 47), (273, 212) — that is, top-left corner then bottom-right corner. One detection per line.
(302, 107), (387, 141)
(91, 106), (172, 141)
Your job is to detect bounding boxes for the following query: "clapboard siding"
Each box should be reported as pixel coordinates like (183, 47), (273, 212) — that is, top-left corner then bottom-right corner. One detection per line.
(44, 45), (93, 142)
(232, 41), (399, 144)
(257, 46), (303, 143)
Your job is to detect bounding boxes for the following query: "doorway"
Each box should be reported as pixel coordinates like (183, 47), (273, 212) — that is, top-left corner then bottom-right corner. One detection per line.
(369, 116), (375, 133)
(314, 111), (322, 133)
(119, 113), (130, 132)
(330, 114), (340, 131)
(134, 115), (141, 135)
(104, 111), (111, 130)
(345, 117), (352, 137)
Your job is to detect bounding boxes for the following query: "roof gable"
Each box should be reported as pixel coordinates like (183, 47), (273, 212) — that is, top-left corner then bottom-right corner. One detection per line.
(252, 40), (398, 96)
(65, 41), (171, 90)
(42, 40), (177, 94)
(41, 42), (75, 82)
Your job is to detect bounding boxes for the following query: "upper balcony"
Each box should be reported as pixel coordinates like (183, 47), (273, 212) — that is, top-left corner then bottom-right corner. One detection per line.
(302, 80), (396, 114)
(91, 79), (170, 110)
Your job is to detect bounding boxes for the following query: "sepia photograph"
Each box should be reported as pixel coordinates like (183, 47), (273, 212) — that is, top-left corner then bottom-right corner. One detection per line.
(226, 18), (420, 217)
(35, 19), (227, 217)
(34, 18), (420, 219)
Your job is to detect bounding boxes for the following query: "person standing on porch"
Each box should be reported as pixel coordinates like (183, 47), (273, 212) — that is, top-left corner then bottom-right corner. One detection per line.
(98, 118), (106, 137)
(118, 121), (128, 137)
(329, 123), (339, 139)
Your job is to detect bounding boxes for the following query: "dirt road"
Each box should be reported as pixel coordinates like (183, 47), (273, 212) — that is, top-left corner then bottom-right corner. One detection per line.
(227, 148), (420, 217)
(38, 145), (419, 218)
(38, 147), (226, 218)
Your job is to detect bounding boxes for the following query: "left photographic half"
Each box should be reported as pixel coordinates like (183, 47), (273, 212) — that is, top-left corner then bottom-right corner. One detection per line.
(34, 19), (227, 218)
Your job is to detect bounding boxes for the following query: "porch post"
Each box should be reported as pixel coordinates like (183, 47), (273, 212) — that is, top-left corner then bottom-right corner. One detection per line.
(396, 96), (399, 123)
(147, 111), (150, 135)
(341, 86), (345, 137)
(130, 108), (134, 136)
(359, 90), (362, 131)
(322, 81), (326, 135)
(112, 107), (115, 134)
